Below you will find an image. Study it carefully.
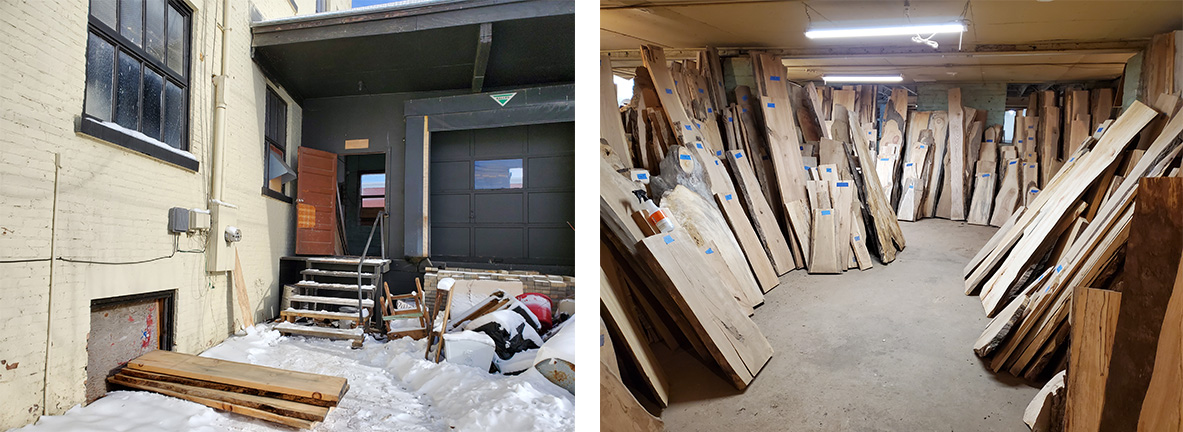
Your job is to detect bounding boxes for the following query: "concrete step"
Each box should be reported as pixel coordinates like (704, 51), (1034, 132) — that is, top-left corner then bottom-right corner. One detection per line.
(287, 294), (374, 308)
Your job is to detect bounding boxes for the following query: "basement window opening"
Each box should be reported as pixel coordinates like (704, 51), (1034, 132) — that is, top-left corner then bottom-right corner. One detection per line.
(86, 290), (175, 404)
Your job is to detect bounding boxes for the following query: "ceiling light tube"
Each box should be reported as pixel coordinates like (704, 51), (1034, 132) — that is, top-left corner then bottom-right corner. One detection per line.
(805, 22), (966, 39)
(822, 75), (904, 83)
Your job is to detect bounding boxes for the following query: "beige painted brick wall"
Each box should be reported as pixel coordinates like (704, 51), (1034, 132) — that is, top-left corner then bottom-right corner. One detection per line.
(0, 0), (308, 428)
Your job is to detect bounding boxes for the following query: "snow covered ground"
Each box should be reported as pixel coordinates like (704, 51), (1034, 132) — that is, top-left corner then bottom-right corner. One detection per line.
(13, 324), (575, 432)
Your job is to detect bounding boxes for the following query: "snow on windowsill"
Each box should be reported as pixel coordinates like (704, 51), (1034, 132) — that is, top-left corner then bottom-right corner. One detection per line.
(95, 119), (197, 162)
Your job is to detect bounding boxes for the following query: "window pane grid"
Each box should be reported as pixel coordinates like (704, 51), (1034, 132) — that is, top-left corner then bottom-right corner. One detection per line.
(85, 0), (190, 153)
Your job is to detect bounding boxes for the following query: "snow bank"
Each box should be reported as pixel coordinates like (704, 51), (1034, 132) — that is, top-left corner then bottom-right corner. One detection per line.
(11, 391), (229, 432)
(14, 324), (572, 432)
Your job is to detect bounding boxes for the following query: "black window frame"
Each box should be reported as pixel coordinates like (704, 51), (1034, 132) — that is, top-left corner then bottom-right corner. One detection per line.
(80, 0), (196, 171)
(262, 86), (292, 202)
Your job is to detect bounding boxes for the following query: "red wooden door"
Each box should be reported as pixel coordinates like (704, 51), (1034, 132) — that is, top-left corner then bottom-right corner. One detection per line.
(296, 147), (338, 255)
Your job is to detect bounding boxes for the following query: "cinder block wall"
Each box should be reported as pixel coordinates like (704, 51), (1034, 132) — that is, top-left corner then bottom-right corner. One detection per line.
(0, 0), (302, 428)
(916, 82), (1008, 127)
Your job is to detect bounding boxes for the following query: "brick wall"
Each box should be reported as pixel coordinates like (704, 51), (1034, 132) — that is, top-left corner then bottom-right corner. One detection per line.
(421, 268), (576, 313)
(0, 0), (302, 428)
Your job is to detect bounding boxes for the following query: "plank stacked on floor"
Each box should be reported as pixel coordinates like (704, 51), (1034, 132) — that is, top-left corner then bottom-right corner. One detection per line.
(109, 350), (348, 429)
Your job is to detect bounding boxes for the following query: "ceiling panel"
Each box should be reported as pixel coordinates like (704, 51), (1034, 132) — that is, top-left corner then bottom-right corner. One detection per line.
(602, 0), (1178, 82)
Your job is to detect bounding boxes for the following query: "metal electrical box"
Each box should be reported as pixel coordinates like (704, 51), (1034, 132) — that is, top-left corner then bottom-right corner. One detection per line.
(189, 209), (211, 231)
(168, 207), (189, 233)
(206, 201), (238, 272)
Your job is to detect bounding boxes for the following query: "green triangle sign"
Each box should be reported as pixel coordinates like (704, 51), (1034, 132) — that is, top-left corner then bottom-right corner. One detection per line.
(490, 92), (517, 107)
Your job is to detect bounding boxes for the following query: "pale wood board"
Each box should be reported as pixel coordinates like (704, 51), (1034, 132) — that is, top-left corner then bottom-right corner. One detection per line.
(973, 102), (1158, 316)
(600, 267), (670, 406)
(110, 373), (331, 422)
(601, 54), (633, 165)
(725, 149), (796, 273)
(637, 230), (773, 389)
(127, 350), (348, 404)
(111, 374), (319, 429)
(948, 89), (967, 220)
(601, 364), (664, 432)
(716, 192), (780, 292)
(990, 159), (1021, 226)
(847, 116), (906, 262)
(233, 250), (254, 329)
(1065, 287), (1122, 432)
(663, 185), (764, 308)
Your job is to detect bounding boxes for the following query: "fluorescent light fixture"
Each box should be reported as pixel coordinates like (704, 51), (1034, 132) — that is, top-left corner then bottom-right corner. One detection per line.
(822, 75), (904, 83)
(805, 22), (966, 39)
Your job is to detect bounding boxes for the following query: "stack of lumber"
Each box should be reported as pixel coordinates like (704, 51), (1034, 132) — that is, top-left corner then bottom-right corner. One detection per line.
(1021, 176), (1183, 432)
(108, 350), (348, 429)
(967, 96), (1183, 383)
(873, 86), (1118, 229)
(599, 46), (908, 411)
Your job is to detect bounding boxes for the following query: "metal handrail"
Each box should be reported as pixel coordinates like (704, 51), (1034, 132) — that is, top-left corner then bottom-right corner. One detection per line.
(356, 210), (387, 339)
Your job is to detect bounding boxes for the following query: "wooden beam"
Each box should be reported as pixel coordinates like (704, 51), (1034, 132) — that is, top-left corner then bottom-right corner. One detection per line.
(471, 22), (492, 92)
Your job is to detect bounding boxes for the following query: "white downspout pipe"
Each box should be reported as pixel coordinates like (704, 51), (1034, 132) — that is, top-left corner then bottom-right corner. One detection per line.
(211, 0), (231, 202)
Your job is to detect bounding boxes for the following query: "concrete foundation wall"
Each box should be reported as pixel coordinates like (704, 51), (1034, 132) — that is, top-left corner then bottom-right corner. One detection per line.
(0, 0), (302, 428)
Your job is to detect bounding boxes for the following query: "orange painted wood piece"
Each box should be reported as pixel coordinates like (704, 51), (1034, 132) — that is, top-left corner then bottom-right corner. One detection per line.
(296, 146), (339, 255)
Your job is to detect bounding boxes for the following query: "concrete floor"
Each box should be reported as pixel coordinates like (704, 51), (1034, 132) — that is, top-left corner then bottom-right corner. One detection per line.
(655, 219), (1039, 432)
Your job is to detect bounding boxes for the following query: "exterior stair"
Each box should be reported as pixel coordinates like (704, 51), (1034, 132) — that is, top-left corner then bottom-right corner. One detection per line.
(278, 256), (391, 346)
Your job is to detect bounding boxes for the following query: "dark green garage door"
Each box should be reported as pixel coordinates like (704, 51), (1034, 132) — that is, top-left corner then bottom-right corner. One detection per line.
(429, 122), (574, 266)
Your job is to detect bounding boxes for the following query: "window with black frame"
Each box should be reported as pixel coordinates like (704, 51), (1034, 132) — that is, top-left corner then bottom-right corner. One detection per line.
(82, 0), (192, 169)
(263, 87), (294, 201)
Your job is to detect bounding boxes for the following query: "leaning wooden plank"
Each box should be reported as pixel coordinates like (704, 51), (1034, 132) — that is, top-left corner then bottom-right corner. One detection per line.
(832, 180), (854, 267)
(1026, 370), (1067, 432)
(948, 89), (967, 220)
(921, 112), (949, 218)
(110, 375), (319, 429)
(975, 102), (1157, 316)
(973, 283), (1033, 358)
(126, 350), (348, 404)
(724, 150), (796, 273)
(990, 159), (1021, 226)
(808, 206), (842, 274)
(1137, 240), (1183, 432)
(1065, 287), (1122, 432)
(637, 230), (774, 389)
(601, 55), (632, 166)
(600, 267), (670, 406)
(848, 115), (907, 262)
(663, 185), (764, 308)
(109, 373), (331, 422)
(601, 363), (664, 432)
(1098, 177), (1183, 432)
(716, 192), (780, 292)
(754, 53), (812, 260)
